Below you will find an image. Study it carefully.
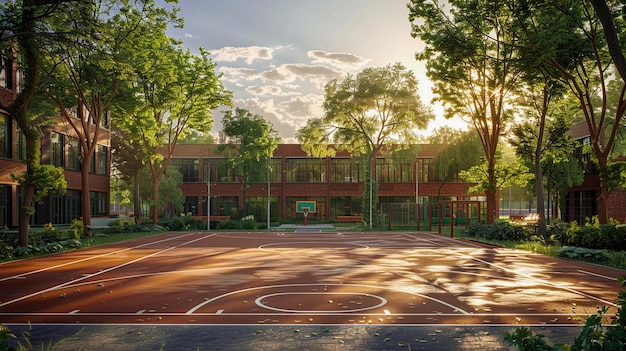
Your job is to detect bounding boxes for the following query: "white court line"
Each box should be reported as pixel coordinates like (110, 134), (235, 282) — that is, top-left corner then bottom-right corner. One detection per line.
(578, 270), (619, 281)
(402, 232), (619, 307)
(0, 232), (202, 283)
(186, 283), (469, 315)
(0, 233), (217, 308)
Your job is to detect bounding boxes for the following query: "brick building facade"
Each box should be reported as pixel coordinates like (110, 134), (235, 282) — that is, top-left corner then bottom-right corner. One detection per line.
(0, 49), (110, 229)
(567, 122), (626, 223)
(165, 144), (480, 223)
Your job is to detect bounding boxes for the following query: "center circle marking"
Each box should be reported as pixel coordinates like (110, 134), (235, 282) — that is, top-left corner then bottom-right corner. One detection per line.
(258, 241), (369, 251)
(255, 292), (387, 313)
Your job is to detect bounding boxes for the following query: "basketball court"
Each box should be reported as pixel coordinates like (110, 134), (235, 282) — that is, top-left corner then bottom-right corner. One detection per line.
(1, 230), (623, 329)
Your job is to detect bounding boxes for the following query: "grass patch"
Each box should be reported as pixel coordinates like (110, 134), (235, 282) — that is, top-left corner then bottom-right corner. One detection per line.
(82, 230), (165, 247)
(458, 234), (626, 270)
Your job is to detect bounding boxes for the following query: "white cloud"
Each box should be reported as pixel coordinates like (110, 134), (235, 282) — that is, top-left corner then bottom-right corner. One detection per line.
(308, 50), (370, 70)
(227, 94), (324, 143)
(257, 63), (342, 88)
(245, 85), (298, 97)
(218, 66), (258, 77)
(212, 46), (277, 64)
(278, 94), (324, 118)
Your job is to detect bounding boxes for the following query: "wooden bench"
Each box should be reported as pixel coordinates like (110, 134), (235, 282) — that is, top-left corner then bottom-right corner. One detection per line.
(337, 215), (363, 222)
(522, 213), (540, 225)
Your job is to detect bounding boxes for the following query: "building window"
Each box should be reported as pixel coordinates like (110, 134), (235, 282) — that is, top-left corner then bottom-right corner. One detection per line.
(97, 144), (107, 175)
(67, 137), (81, 171)
(64, 190), (81, 224)
(90, 191), (108, 216)
(89, 150), (96, 173)
(17, 127), (26, 161)
(184, 196), (198, 215)
(203, 158), (235, 183)
(170, 158), (199, 182)
(50, 132), (64, 167)
(376, 158), (412, 183)
(0, 114), (9, 158)
(416, 158), (434, 183)
(204, 196), (238, 217)
(0, 51), (12, 89)
(330, 158), (362, 182)
(0, 185), (9, 228)
(286, 158), (326, 182)
(248, 158), (281, 184)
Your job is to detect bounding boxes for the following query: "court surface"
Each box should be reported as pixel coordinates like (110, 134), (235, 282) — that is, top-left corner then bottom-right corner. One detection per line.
(1, 230), (623, 329)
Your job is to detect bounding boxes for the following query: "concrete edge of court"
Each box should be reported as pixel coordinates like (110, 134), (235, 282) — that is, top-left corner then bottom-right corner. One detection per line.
(4, 324), (585, 351)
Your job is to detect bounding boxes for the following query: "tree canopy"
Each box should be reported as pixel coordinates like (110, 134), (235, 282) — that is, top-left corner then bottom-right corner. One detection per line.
(217, 108), (280, 216)
(296, 62), (433, 226)
(408, 0), (521, 223)
(114, 27), (232, 223)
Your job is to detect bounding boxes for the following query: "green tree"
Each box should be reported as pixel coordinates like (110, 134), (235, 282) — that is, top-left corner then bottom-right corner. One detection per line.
(510, 93), (582, 227)
(409, 0), (521, 223)
(515, 1), (626, 223)
(158, 168), (184, 217)
(217, 108), (280, 217)
(296, 63), (433, 226)
(115, 32), (232, 223)
(0, 0), (83, 246)
(428, 127), (483, 184)
(111, 126), (146, 218)
(460, 147), (532, 199)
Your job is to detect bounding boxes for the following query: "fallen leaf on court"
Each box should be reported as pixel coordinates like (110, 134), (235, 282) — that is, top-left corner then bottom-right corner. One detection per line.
(294, 329), (300, 333)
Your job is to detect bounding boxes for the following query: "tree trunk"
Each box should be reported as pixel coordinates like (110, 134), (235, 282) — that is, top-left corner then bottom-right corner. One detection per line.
(151, 179), (159, 224)
(485, 159), (498, 224)
(597, 156), (609, 224)
(133, 175), (142, 218)
(18, 184), (35, 247)
(81, 164), (92, 234)
(13, 1), (43, 247)
(534, 84), (549, 237)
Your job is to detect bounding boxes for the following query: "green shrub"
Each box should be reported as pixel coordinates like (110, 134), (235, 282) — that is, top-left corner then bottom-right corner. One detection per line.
(566, 222), (626, 250)
(158, 215), (203, 231)
(70, 219), (84, 239)
(463, 221), (528, 241)
(217, 220), (241, 230)
(557, 246), (610, 262)
(0, 239), (14, 261)
(546, 221), (569, 245)
(240, 219), (257, 230)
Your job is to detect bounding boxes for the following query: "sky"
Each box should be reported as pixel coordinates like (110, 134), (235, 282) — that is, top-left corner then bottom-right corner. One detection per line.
(162, 0), (467, 143)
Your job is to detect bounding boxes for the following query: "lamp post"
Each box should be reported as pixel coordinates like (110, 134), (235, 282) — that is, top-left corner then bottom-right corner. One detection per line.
(267, 162), (271, 230)
(207, 177), (211, 231)
(369, 156), (373, 229)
